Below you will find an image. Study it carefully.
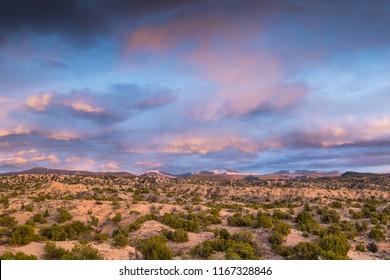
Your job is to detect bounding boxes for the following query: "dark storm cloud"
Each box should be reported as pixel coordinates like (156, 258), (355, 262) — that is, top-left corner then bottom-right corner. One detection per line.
(0, 0), (197, 45)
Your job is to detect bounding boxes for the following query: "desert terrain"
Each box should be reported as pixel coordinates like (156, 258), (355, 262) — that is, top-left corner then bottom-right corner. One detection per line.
(0, 171), (389, 260)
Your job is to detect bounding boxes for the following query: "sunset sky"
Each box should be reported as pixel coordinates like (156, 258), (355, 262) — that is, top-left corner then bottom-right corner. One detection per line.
(1, 0), (390, 174)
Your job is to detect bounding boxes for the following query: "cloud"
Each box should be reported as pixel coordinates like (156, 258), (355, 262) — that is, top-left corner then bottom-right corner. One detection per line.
(101, 162), (120, 170)
(65, 156), (95, 170)
(0, 156), (28, 166)
(0, 125), (31, 137)
(44, 132), (83, 141)
(14, 149), (38, 156)
(65, 101), (103, 114)
(31, 154), (60, 163)
(26, 93), (52, 111)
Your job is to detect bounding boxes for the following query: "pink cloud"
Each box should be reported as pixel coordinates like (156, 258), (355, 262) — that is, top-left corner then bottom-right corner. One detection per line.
(31, 154), (60, 163)
(26, 93), (52, 111)
(64, 100), (103, 113)
(0, 125), (31, 137)
(101, 162), (120, 170)
(45, 132), (83, 141)
(0, 156), (28, 166)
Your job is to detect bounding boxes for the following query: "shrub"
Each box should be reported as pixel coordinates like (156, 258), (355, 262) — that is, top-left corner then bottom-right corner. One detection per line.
(318, 234), (350, 259)
(24, 205), (34, 212)
(329, 201), (343, 209)
(8, 225), (37, 245)
(161, 228), (189, 243)
(273, 209), (291, 220)
(290, 242), (322, 260)
(0, 214), (17, 227)
(94, 233), (109, 243)
(190, 241), (214, 259)
(269, 231), (284, 247)
(225, 242), (256, 260)
(45, 242), (102, 260)
(367, 242), (378, 253)
(40, 221), (92, 241)
(45, 242), (69, 259)
(112, 213), (122, 224)
(0, 251), (38, 260)
(232, 230), (254, 243)
(318, 208), (340, 224)
(32, 213), (47, 224)
(43, 209), (50, 218)
(383, 205), (390, 215)
(368, 228), (386, 241)
(141, 236), (173, 260)
(355, 243), (365, 252)
(296, 210), (322, 235)
(255, 214), (273, 229)
(62, 243), (102, 260)
(57, 208), (72, 223)
(127, 223), (141, 232)
(111, 228), (128, 247)
(159, 213), (200, 232)
(90, 216), (99, 227)
(227, 213), (254, 227)
(273, 222), (291, 235)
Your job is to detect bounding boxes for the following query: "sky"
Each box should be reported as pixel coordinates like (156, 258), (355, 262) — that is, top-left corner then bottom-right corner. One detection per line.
(1, 0), (390, 174)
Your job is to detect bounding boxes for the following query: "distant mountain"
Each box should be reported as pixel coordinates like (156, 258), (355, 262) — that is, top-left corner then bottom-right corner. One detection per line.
(341, 171), (376, 177)
(192, 169), (254, 176)
(0, 167), (133, 176)
(272, 170), (341, 177)
(142, 170), (177, 178)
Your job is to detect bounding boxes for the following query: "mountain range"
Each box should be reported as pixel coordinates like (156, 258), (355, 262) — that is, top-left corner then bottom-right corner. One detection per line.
(0, 167), (347, 179)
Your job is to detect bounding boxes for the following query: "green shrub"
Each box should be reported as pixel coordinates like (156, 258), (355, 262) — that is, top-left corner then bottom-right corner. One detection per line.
(111, 228), (128, 247)
(161, 228), (189, 243)
(159, 213), (200, 232)
(45, 242), (68, 259)
(40, 221), (92, 241)
(329, 201), (343, 209)
(141, 236), (173, 260)
(90, 216), (99, 227)
(232, 230), (254, 243)
(32, 213), (47, 224)
(24, 205), (34, 212)
(127, 223), (141, 232)
(290, 242), (321, 260)
(8, 225), (37, 245)
(62, 243), (102, 260)
(43, 209), (50, 218)
(57, 208), (73, 223)
(0, 251), (38, 260)
(296, 210), (322, 235)
(94, 233), (109, 243)
(112, 213), (122, 223)
(318, 234), (350, 259)
(269, 231), (284, 246)
(272, 209), (291, 220)
(0, 214), (17, 227)
(255, 214), (273, 229)
(318, 208), (340, 224)
(355, 243), (365, 252)
(225, 242), (256, 260)
(227, 213), (254, 227)
(368, 228), (386, 241)
(45, 242), (102, 260)
(273, 222), (291, 235)
(190, 241), (214, 259)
